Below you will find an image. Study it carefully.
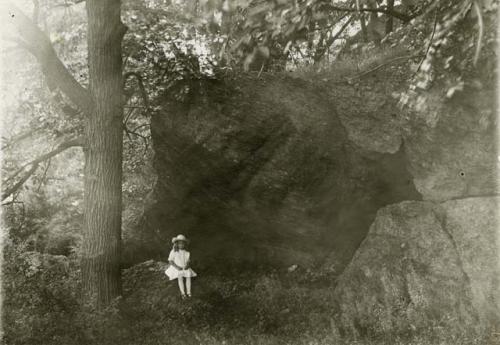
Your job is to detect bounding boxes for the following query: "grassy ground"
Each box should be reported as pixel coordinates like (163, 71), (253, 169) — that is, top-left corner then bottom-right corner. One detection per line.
(90, 261), (496, 345)
(3, 254), (498, 345)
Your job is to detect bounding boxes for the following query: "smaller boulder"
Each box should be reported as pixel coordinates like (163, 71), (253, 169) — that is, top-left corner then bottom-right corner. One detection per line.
(334, 197), (500, 335)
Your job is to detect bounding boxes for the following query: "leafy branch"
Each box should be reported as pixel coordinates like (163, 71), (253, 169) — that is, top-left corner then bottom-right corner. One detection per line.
(2, 137), (84, 201)
(123, 71), (151, 114)
(314, 15), (355, 63)
(326, 5), (419, 23)
(2, 2), (93, 114)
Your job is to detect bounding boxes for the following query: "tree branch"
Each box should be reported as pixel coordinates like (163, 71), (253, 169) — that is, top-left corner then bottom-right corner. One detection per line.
(472, 0), (483, 66)
(32, 0), (40, 24)
(2, 137), (84, 200)
(123, 125), (150, 152)
(36, 158), (52, 192)
(52, 0), (86, 8)
(123, 71), (151, 113)
(414, 9), (438, 76)
(314, 15), (355, 63)
(1, 127), (44, 150)
(3, 2), (93, 114)
(2, 162), (40, 201)
(345, 54), (425, 82)
(327, 5), (416, 23)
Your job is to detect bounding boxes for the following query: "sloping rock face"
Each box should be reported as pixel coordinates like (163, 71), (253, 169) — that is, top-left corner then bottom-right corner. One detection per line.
(145, 75), (420, 266)
(327, 69), (499, 201)
(402, 84), (498, 201)
(334, 197), (500, 334)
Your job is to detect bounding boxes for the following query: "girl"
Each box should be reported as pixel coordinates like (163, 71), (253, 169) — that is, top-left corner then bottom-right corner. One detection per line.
(164, 234), (197, 299)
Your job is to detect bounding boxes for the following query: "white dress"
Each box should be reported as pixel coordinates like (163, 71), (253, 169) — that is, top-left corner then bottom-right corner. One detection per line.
(164, 249), (197, 280)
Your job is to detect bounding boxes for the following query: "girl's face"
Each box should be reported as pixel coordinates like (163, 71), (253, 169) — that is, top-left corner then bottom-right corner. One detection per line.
(177, 241), (185, 249)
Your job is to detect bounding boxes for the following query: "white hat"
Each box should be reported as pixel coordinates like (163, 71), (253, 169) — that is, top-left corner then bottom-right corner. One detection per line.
(172, 234), (189, 244)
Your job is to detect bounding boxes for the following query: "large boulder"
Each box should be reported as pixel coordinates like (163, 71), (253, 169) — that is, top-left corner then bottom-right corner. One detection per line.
(143, 41), (497, 269)
(334, 197), (500, 334)
(145, 75), (420, 267)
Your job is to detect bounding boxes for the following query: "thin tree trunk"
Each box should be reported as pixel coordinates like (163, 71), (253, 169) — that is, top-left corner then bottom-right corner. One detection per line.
(82, 0), (126, 308)
(359, 11), (369, 42)
(385, 0), (395, 34)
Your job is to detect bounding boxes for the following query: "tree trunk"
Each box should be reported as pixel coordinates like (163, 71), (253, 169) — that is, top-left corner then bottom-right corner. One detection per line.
(359, 10), (369, 42)
(82, 0), (126, 308)
(385, 0), (395, 34)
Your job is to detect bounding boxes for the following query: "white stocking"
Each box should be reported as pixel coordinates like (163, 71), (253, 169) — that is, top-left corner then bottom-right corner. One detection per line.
(186, 276), (192, 295)
(177, 276), (186, 295)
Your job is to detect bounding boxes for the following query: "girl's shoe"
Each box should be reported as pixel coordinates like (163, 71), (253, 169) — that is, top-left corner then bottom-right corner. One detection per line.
(181, 294), (187, 300)
(187, 294), (192, 298)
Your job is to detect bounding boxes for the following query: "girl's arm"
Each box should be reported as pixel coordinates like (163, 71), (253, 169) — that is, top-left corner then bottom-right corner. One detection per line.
(168, 260), (182, 270)
(168, 250), (182, 270)
(185, 252), (190, 269)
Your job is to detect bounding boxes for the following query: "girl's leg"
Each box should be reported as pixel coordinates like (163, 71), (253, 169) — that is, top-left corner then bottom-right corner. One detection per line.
(177, 277), (186, 296)
(186, 276), (192, 296)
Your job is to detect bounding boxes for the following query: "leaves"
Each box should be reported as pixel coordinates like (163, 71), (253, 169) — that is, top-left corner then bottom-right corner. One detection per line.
(397, 0), (498, 116)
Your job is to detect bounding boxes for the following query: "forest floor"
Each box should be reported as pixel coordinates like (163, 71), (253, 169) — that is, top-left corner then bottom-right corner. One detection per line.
(4, 252), (498, 345)
(76, 260), (494, 345)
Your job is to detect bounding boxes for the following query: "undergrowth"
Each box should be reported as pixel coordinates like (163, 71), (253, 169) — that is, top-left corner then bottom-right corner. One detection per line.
(3, 247), (496, 345)
(291, 45), (412, 83)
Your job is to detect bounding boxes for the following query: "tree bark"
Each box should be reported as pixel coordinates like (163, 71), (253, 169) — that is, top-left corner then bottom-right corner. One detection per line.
(360, 14), (369, 42)
(385, 0), (395, 34)
(3, 0), (126, 308)
(82, 0), (126, 307)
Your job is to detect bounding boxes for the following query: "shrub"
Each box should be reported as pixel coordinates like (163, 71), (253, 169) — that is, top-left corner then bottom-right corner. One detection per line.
(2, 241), (82, 345)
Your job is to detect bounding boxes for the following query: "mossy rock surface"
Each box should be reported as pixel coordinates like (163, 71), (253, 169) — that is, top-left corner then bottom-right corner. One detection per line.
(334, 197), (500, 335)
